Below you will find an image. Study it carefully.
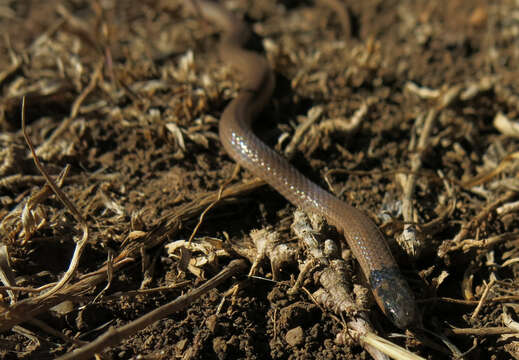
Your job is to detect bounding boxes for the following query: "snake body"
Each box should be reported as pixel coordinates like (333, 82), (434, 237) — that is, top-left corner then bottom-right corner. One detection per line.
(190, 0), (418, 329)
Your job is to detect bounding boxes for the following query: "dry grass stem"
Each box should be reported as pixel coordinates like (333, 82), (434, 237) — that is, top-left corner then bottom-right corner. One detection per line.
(21, 97), (89, 300)
(0, 179), (263, 332)
(398, 85), (463, 258)
(1, 1), (518, 358)
(56, 259), (247, 360)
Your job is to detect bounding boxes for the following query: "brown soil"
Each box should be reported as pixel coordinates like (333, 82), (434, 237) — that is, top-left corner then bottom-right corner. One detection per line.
(1, 0), (519, 359)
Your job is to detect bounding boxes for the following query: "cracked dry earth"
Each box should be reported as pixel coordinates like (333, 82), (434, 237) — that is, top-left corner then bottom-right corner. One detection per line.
(1, 0), (519, 359)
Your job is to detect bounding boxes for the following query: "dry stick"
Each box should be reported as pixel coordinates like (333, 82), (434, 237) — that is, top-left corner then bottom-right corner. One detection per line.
(56, 259), (247, 360)
(0, 166), (70, 250)
(0, 180), (264, 332)
(461, 152), (519, 188)
(35, 60), (103, 157)
(497, 200), (519, 217)
(400, 85), (463, 257)
(421, 294), (519, 306)
(22, 165), (71, 245)
(418, 297), (479, 306)
(27, 318), (86, 346)
(360, 332), (426, 360)
(91, 251), (114, 304)
(456, 231), (519, 253)
(318, 100), (369, 135)
(0, 257), (133, 333)
(0, 173), (118, 189)
(444, 326), (519, 336)
(21, 97), (89, 301)
(284, 106), (323, 160)
(0, 244), (17, 303)
(419, 170), (456, 233)
(288, 258), (315, 295)
(470, 279), (495, 321)
(438, 190), (516, 257)
(0, 285), (45, 293)
(419, 328), (465, 359)
(100, 281), (191, 300)
(187, 164), (240, 247)
(116, 178), (266, 263)
(0, 168), (86, 344)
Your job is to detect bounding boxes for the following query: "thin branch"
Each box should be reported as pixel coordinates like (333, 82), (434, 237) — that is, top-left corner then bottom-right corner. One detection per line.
(56, 259), (248, 360)
(21, 97), (90, 300)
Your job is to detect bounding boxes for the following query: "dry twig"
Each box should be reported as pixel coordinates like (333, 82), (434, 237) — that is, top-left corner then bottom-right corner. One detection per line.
(21, 97), (89, 300)
(56, 259), (247, 360)
(398, 85), (463, 258)
(0, 180), (264, 332)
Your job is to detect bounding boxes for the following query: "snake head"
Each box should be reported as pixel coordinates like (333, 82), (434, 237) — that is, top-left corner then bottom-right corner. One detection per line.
(370, 267), (419, 329)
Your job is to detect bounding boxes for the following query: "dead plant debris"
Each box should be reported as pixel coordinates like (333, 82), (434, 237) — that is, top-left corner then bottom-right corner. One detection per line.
(1, 0), (519, 359)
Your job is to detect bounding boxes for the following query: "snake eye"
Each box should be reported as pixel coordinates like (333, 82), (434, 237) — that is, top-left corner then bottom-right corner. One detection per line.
(370, 268), (418, 329)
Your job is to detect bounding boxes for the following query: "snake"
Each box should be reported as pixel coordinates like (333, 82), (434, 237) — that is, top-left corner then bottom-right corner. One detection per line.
(187, 0), (418, 329)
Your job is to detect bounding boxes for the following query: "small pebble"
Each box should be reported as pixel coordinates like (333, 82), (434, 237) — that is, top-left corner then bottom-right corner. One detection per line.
(285, 326), (304, 347)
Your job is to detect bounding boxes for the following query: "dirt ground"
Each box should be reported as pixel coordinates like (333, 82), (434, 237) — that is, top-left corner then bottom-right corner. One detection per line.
(1, 0), (519, 359)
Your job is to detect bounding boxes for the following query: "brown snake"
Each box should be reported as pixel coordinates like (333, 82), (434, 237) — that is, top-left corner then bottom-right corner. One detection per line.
(188, 0), (418, 329)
